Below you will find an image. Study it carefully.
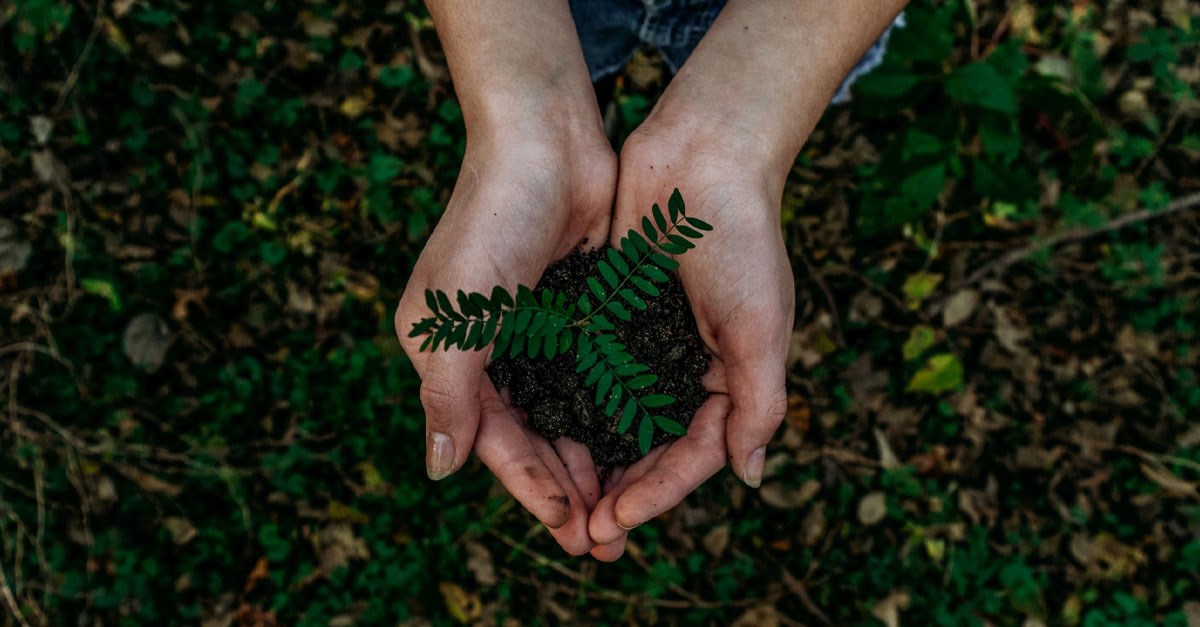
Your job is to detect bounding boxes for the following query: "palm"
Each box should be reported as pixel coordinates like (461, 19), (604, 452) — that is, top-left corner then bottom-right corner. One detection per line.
(396, 140), (615, 555)
(586, 143), (793, 561)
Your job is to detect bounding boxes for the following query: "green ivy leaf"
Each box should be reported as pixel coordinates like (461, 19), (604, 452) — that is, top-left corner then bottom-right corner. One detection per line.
(907, 353), (964, 394)
(902, 325), (937, 361)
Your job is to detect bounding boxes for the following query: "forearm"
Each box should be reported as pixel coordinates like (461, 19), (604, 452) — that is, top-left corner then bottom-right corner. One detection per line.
(645, 0), (908, 181)
(425, 0), (603, 143)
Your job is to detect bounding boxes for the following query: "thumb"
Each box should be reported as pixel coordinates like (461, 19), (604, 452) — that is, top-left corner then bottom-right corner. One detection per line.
(417, 349), (488, 480)
(723, 335), (788, 489)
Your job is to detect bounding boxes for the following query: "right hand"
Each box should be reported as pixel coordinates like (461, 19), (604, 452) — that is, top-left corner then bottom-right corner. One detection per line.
(395, 129), (616, 556)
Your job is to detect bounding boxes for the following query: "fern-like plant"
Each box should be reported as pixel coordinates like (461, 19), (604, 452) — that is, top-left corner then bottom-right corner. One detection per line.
(407, 189), (712, 454)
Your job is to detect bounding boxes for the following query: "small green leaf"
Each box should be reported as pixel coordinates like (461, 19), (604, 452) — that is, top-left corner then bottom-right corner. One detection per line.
(638, 417), (654, 454)
(525, 332), (542, 359)
(902, 325), (937, 361)
(605, 386), (622, 416)
(906, 353), (964, 394)
(558, 329), (572, 353)
(652, 203), (668, 233)
(516, 285), (536, 306)
(641, 394), (675, 408)
(469, 292), (491, 315)
(509, 330), (526, 357)
(596, 372), (613, 406)
(587, 276), (607, 301)
(408, 318), (437, 338)
(598, 261), (619, 289)
(648, 253), (679, 271)
(577, 350), (599, 373)
(464, 320), (483, 349)
(618, 398), (638, 433)
(615, 362), (647, 376)
(627, 374), (658, 390)
(667, 234), (694, 250)
(606, 247), (629, 274)
(685, 216), (712, 231)
(631, 276), (660, 296)
(543, 332), (557, 359)
(676, 224), (702, 239)
(659, 242), (686, 255)
(425, 289), (439, 314)
(629, 230), (650, 254)
(641, 264), (668, 283)
(491, 286), (513, 309)
(619, 288), (646, 310)
(621, 237), (639, 263)
(577, 293), (593, 315)
(652, 415), (687, 435)
(607, 301), (632, 321)
(585, 362), (604, 386)
(668, 188), (684, 220)
(432, 324), (452, 351)
(515, 309), (532, 333)
(458, 290), (482, 317)
(479, 314), (499, 347)
(448, 321), (467, 349)
(902, 272), (943, 309)
(419, 335), (433, 352)
(528, 310), (549, 335)
(641, 216), (658, 242)
(591, 315), (615, 332)
(436, 290), (460, 321)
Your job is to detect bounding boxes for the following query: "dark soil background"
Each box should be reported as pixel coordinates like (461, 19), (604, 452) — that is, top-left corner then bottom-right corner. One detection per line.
(3, 0), (1199, 624)
(488, 248), (709, 469)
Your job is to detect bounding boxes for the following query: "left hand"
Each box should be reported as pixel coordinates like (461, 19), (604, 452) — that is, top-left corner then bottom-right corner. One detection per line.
(586, 118), (795, 561)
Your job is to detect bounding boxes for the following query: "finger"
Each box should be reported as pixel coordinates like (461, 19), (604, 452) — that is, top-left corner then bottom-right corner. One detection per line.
(530, 436), (595, 556)
(589, 537), (627, 562)
(586, 440), (671, 545)
(554, 438), (601, 510)
(723, 348), (787, 489)
(415, 353), (489, 480)
(611, 395), (731, 529)
(474, 383), (572, 529)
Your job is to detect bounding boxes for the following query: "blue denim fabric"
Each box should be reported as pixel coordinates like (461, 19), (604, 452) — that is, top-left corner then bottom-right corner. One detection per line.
(568, 0), (905, 104)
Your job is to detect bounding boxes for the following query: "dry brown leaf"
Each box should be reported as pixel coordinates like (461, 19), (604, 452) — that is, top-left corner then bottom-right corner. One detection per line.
(123, 313), (172, 372)
(465, 541), (497, 587)
(1183, 601), (1200, 627)
(872, 590), (910, 627)
(874, 428), (901, 470)
(731, 605), (780, 627)
(1140, 463), (1199, 499)
(703, 524), (731, 558)
(164, 516), (198, 545)
(942, 290), (979, 328)
(857, 491), (888, 526)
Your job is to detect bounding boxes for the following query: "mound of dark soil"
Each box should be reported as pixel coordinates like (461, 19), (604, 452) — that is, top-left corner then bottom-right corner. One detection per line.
(487, 247), (709, 469)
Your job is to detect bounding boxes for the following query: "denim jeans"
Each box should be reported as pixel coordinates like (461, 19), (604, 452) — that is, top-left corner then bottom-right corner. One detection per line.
(568, 0), (904, 104)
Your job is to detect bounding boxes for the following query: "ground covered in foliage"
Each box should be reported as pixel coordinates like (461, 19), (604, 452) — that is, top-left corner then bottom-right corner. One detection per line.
(1, 1), (1199, 625)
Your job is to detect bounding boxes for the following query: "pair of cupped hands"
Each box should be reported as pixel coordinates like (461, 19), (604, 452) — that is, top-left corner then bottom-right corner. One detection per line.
(395, 108), (794, 561)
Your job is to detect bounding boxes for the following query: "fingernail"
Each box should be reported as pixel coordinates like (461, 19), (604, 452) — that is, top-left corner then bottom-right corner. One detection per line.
(743, 446), (766, 488)
(616, 520), (640, 531)
(427, 431), (455, 480)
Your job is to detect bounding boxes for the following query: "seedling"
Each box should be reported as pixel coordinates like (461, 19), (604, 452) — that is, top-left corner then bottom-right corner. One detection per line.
(408, 189), (711, 454)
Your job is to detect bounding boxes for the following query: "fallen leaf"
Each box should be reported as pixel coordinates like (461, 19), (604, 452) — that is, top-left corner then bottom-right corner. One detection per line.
(907, 353), (964, 394)
(902, 325), (937, 361)
(902, 272), (942, 309)
(123, 313), (172, 372)
(465, 541), (497, 586)
(438, 582), (481, 624)
(703, 524), (731, 558)
(163, 517), (198, 545)
(1140, 463), (1198, 499)
(857, 491), (888, 525)
(0, 219), (33, 275)
(942, 290), (979, 327)
(1183, 601), (1200, 627)
(731, 605), (779, 627)
(874, 428), (901, 470)
(872, 590), (910, 627)
(760, 478), (821, 510)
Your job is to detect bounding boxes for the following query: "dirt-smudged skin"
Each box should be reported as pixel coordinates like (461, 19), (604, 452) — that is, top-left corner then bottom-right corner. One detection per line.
(488, 247), (709, 470)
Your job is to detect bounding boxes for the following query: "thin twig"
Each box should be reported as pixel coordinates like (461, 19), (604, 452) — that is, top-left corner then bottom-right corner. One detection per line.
(0, 561), (32, 627)
(962, 191), (1200, 287)
(52, 0), (105, 114)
